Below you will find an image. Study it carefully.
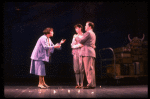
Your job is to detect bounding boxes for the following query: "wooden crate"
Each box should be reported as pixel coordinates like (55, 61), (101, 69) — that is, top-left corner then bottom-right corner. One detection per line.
(139, 62), (144, 75)
(114, 47), (131, 53)
(129, 64), (134, 75)
(142, 48), (148, 55)
(133, 62), (145, 75)
(120, 64), (130, 75)
(132, 55), (143, 62)
(142, 41), (148, 48)
(120, 64), (136, 75)
(106, 64), (121, 76)
(107, 64), (135, 76)
(116, 57), (132, 64)
(142, 55), (148, 61)
(115, 53), (131, 58)
(131, 48), (142, 55)
(143, 62), (148, 75)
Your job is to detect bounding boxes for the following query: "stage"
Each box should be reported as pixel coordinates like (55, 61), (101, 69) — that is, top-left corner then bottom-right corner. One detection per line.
(3, 77), (148, 98)
(4, 85), (148, 98)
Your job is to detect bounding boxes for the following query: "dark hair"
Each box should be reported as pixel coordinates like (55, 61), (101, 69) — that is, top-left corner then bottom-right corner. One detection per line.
(74, 24), (83, 32)
(43, 27), (53, 34)
(86, 21), (94, 29)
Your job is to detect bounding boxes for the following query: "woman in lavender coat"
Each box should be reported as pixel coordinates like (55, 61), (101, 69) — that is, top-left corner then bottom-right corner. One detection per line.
(30, 27), (66, 88)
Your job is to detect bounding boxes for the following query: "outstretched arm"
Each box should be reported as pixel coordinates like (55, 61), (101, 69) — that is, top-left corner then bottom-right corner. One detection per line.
(60, 39), (66, 44)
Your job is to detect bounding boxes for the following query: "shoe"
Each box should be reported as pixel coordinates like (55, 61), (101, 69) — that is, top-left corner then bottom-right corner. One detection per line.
(38, 85), (46, 89)
(79, 85), (83, 89)
(44, 83), (50, 88)
(38, 85), (41, 87)
(75, 85), (80, 89)
(83, 86), (95, 89)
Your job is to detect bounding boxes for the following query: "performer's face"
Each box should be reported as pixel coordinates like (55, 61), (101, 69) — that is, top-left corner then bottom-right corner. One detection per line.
(75, 27), (81, 34)
(85, 22), (90, 31)
(47, 30), (54, 37)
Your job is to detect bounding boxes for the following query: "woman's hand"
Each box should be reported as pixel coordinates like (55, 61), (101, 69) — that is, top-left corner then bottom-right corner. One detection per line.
(54, 43), (61, 49)
(60, 39), (66, 44)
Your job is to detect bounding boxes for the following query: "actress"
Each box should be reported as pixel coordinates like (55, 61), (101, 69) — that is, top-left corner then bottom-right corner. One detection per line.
(30, 27), (66, 88)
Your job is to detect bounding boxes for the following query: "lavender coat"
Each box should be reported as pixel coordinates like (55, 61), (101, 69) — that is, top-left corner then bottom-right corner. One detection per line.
(30, 35), (54, 62)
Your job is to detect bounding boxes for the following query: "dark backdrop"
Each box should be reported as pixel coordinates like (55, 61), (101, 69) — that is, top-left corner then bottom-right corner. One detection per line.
(3, 2), (148, 82)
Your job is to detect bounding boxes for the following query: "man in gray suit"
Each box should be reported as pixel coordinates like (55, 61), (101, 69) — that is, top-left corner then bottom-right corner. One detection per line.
(74, 21), (96, 89)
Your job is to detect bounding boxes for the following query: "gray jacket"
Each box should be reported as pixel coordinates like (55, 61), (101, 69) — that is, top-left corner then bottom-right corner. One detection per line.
(75, 30), (96, 58)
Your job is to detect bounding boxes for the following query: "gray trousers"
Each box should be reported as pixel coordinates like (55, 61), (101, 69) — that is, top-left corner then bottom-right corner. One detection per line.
(82, 56), (96, 87)
(73, 54), (84, 74)
(73, 54), (84, 86)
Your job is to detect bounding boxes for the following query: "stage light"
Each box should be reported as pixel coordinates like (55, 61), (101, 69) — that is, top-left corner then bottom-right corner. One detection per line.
(22, 90), (25, 92)
(78, 90), (80, 93)
(53, 90), (56, 94)
(91, 92), (94, 94)
(68, 90), (70, 93)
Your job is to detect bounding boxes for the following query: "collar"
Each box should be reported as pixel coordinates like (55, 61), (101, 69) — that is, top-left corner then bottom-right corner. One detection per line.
(87, 29), (93, 33)
(44, 34), (48, 38)
(77, 32), (83, 36)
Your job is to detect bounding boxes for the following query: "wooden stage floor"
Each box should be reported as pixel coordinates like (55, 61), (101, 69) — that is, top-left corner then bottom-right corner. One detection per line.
(4, 85), (148, 98)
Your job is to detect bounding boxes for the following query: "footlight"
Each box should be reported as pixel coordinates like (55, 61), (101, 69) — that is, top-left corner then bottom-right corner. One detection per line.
(68, 90), (70, 93)
(53, 90), (56, 94)
(78, 90), (80, 93)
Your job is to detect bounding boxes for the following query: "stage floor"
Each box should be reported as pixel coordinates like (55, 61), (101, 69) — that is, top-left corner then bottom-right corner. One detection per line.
(4, 85), (148, 98)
